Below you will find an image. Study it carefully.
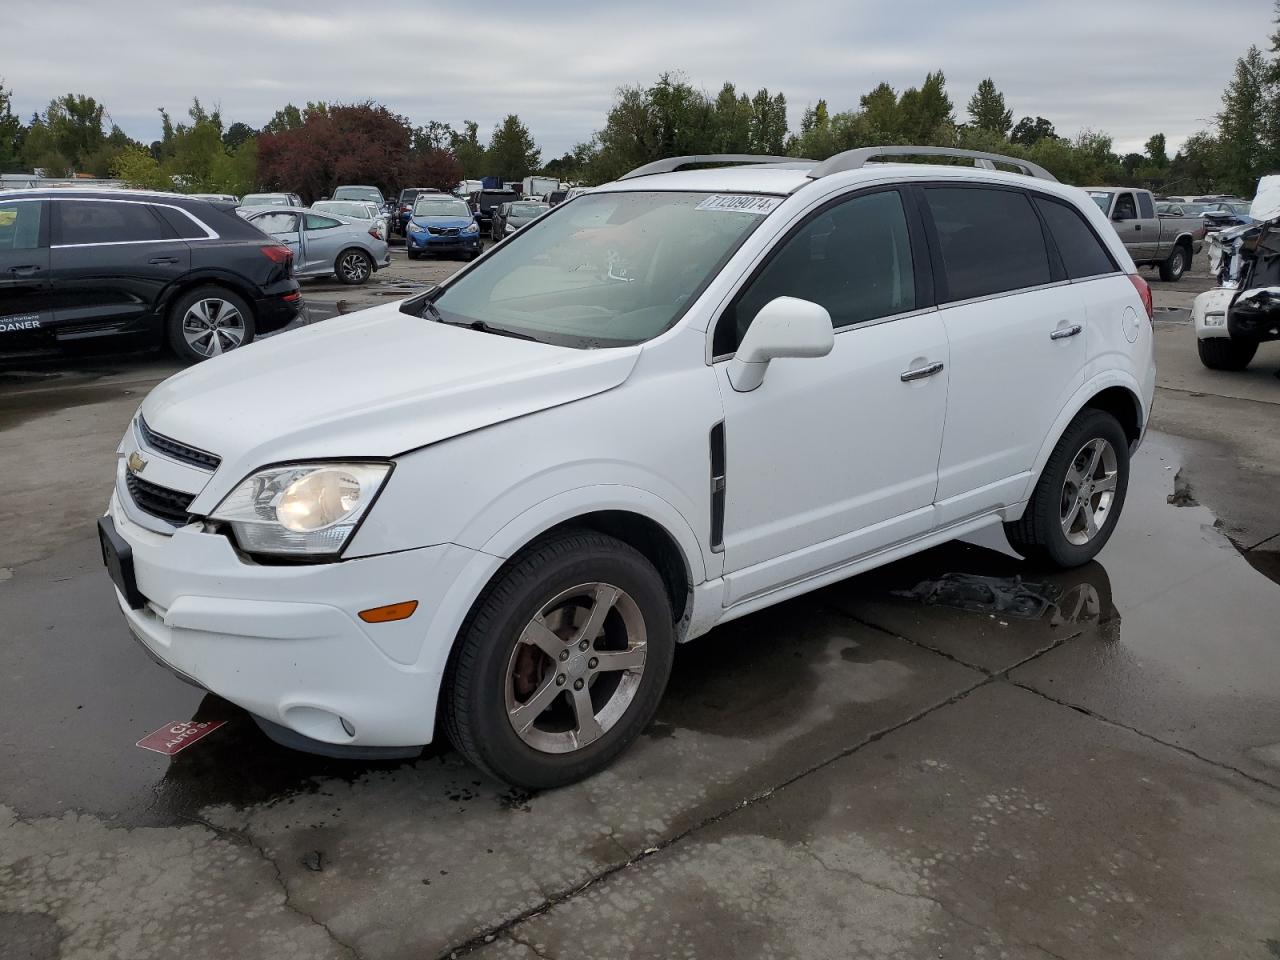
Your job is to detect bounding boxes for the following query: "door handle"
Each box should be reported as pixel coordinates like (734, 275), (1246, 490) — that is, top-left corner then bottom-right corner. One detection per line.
(900, 361), (944, 382)
(1050, 324), (1083, 341)
(9, 265), (41, 276)
(1134, 224), (1142, 231)
(148, 256), (180, 265)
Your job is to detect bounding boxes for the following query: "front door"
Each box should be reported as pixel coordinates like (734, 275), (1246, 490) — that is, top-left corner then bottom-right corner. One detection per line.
(302, 213), (345, 275)
(252, 211), (303, 268)
(713, 187), (949, 606)
(0, 198), (52, 342)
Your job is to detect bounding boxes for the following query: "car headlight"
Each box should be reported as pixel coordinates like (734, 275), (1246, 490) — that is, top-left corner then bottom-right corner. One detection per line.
(408, 222), (425, 233)
(463, 222), (479, 234)
(211, 462), (392, 558)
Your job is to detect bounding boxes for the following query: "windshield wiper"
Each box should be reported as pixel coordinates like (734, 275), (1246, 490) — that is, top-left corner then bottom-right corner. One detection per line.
(423, 302), (539, 342)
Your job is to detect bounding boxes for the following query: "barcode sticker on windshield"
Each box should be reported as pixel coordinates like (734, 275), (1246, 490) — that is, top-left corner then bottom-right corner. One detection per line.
(695, 195), (783, 215)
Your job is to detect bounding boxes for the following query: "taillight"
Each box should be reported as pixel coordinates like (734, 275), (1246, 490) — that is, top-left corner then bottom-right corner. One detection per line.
(368, 226), (380, 239)
(1127, 273), (1153, 323)
(400, 204), (411, 212)
(260, 244), (291, 264)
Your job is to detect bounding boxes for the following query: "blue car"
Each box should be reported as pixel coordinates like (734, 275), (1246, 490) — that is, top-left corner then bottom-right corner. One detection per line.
(405, 196), (482, 260)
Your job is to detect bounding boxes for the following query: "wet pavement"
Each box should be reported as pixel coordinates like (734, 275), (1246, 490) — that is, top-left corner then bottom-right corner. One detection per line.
(3, 256), (1280, 959)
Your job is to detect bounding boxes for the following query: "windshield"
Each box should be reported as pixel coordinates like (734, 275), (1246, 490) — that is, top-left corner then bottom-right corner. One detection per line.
(429, 190), (776, 348)
(1087, 191), (1113, 214)
(414, 198), (471, 218)
(333, 187), (381, 202)
(509, 203), (549, 220)
(242, 194), (288, 206)
(314, 201), (371, 219)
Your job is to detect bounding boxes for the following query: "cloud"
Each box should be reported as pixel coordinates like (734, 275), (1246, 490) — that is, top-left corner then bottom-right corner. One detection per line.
(3, 0), (1272, 157)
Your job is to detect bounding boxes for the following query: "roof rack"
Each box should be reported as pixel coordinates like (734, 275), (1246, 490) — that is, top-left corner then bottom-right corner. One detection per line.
(618, 154), (812, 181)
(807, 146), (1057, 182)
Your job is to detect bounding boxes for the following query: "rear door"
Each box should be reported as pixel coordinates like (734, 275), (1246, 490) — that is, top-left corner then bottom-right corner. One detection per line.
(302, 213), (345, 274)
(49, 199), (191, 335)
(920, 184), (1087, 526)
(0, 197), (52, 341)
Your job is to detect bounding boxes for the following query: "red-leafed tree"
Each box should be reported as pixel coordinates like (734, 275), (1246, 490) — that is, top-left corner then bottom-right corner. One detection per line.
(257, 101), (459, 201)
(404, 147), (463, 191)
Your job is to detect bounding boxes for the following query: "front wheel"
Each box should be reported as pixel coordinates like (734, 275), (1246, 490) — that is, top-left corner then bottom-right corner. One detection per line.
(336, 249), (373, 285)
(1197, 336), (1257, 370)
(443, 530), (675, 789)
(1004, 409), (1130, 568)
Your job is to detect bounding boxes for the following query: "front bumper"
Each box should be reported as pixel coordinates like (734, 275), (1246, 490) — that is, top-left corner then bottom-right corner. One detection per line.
(406, 230), (481, 253)
(104, 492), (479, 750)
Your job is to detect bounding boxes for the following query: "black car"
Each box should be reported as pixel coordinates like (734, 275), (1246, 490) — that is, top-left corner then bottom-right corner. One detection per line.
(393, 187), (443, 236)
(468, 189), (518, 233)
(0, 189), (302, 363)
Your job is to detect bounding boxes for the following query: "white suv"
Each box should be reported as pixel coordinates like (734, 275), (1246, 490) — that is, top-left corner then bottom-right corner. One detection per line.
(101, 147), (1156, 787)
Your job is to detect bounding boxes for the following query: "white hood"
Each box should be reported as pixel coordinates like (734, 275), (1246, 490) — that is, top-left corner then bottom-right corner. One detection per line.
(1251, 175), (1280, 222)
(142, 302), (640, 507)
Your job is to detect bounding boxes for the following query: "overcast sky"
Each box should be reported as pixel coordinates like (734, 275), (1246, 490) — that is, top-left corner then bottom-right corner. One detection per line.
(3, 0), (1272, 158)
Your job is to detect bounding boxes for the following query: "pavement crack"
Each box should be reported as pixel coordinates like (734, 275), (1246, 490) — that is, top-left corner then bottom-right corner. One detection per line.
(1007, 680), (1280, 793)
(436, 677), (992, 958)
(505, 931), (557, 960)
(176, 813), (361, 959)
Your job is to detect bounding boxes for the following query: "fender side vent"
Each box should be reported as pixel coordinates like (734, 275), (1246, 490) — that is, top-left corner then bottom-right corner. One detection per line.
(709, 421), (726, 553)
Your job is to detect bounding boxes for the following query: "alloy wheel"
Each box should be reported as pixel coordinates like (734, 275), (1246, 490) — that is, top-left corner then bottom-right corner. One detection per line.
(1060, 438), (1119, 546)
(504, 582), (647, 754)
(340, 252), (371, 283)
(182, 298), (246, 357)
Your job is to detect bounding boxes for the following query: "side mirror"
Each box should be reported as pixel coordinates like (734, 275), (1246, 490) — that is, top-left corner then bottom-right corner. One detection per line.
(728, 297), (834, 392)
(320, 196), (330, 202)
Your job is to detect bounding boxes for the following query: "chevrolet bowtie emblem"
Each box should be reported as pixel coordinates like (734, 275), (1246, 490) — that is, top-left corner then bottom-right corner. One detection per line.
(127, 451), (147, 475)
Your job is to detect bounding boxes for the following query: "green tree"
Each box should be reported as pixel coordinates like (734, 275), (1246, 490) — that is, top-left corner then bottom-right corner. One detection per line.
(749, 88), (788, 154)
(0, 81), (24, 172)
(448, 120), (487, 176)
(967, 78), (1012, 136)
(711, 82), (753, 153)
(1145, 133), (1169, 166)
(486, 114), (540, 179)
(110, 144), (167, 190)
(1010, 116), (1056, 147)
(1217, 46), (1269, 195)
(648, 73), (713, 157)
(263, 103), (304, 134)
(223, 122), (255, 151)
(897, 71), (953, 143)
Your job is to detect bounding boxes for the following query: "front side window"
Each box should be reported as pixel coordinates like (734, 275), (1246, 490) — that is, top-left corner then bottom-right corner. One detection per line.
(1034, 197), (1117, 280)
(428, 191), (773, 348)
(717, 189), (916, 355)
(252, 212), (298, 234)
(54, 201), (168, 245)
(1113, 192), (1137, 220)
(0, 200), (43, 250)
(925, 187), (1050, 302)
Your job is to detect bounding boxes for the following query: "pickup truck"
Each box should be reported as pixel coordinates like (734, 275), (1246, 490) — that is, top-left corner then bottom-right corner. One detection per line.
(1085, 187), (1203, 282)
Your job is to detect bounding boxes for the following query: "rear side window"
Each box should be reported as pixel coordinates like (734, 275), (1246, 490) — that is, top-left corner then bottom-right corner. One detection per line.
(924, 187), (1050, 302)
(718, 189), (916, 354)
(1034, 197), (1118, 280)
(54, 201), (169, 244)
(304, 214), (341, 230)
(0, 200), (43, 250)
(153, 205), (208, 239)
(1137, 193), (1155, 218)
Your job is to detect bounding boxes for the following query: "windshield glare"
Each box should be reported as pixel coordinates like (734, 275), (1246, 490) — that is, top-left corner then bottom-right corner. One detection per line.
(334, 187), (381, 202)
(1087, 192), (1113, 214)
(243, 195), (287, 206)
(315, 202), (371, 219)
(430, 191), (774, 348)
(414, 199), (471, 218)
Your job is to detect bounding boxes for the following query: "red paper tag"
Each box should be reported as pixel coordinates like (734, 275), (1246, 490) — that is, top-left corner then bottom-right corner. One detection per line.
(136, 720), (226, 756)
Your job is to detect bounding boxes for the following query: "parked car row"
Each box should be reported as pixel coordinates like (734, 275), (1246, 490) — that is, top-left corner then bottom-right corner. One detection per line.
(244, 207), (390, 284)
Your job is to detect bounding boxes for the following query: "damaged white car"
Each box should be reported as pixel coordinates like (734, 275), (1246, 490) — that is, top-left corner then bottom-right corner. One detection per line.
(1192, 175), (1280, 370)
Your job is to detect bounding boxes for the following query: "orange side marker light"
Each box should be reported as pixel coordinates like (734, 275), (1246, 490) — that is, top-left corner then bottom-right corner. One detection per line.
(358, 600), (419, 623)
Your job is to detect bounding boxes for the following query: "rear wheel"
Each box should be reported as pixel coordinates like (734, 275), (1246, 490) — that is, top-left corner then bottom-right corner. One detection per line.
(1159, 244), (1188, 282)
(336, 249), (373, 285)
(1004, 409), (1130, 568)
(167, 286), (255, 364)
(443, 530), (674, 789)
(1197, 336), (1257, 370)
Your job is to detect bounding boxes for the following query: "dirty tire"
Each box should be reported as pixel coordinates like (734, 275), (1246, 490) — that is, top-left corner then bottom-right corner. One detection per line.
(335, 248), (373, 285)
(443, 529), (674, 789)
(167, 285), (256, 364)
(1197, 336), (1257, 371)
(1158, 245), (1188, 282)
(1004, 409), (1130, 568)
(406, 249), (421, 261)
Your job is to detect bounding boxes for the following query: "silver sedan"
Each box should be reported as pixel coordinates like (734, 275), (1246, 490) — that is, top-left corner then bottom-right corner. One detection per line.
(246, 207), (390, 285)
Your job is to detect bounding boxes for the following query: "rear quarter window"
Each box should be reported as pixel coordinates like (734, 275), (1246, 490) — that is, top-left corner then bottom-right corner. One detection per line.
(154, 205), (209, 239)
(924, 187), (1051, 302)
(1034, 197), (1118, 280)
